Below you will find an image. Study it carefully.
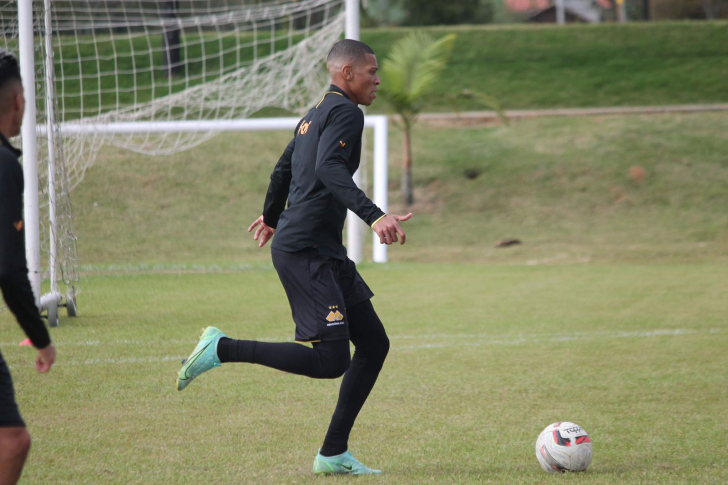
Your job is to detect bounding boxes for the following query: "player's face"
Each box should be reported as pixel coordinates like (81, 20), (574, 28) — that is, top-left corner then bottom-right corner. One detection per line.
(0, 83), (24, 138)
(350, 53), (380, 106)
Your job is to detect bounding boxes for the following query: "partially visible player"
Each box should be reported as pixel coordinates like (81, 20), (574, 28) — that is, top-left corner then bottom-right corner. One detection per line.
(178, 39), (411, 475)
(0, 50), (56, 485)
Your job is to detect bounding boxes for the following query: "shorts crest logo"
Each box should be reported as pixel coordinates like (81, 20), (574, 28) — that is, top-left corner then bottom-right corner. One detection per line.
(13, 220), (23, 231)
(298, 120), (312, 135)
(326, 307), (344, 323)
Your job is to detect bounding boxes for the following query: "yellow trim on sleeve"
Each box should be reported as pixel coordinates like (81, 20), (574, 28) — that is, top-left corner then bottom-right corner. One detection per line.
(370, 214), (387, 228)
(316, 91), (344, 109)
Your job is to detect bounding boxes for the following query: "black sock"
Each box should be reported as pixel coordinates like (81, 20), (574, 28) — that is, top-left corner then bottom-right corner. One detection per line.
(217, 337), (256, 363)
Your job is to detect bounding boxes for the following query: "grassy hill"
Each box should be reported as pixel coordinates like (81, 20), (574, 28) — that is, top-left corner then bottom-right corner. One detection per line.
(72, 111), (728, 268)
(363, 22), (728, 111)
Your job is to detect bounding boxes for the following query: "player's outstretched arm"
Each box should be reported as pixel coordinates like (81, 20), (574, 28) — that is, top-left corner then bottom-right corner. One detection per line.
(248, 215), (276, 248)
(372, 213), (413, 245)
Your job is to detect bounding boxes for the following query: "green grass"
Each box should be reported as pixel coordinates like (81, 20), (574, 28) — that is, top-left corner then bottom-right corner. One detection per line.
(1, 263), (726, 484)
(1, 111), (720, 482)
(365, 22), (728, 111)
(71, 112), (728, 267)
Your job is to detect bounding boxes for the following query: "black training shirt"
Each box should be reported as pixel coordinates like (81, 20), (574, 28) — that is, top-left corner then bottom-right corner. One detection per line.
(0, 133), (26, 276)
(263, 85), (385, 260)
(0, 132), (51, 349)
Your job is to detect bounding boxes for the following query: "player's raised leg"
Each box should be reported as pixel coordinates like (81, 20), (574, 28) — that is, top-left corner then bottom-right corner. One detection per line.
(176, 328), (353, 391)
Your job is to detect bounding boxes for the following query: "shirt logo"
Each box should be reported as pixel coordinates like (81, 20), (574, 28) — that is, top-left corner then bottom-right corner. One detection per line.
(13, 220), (23, 231)
(298, 120), (312, 135)
(339, 140), (346, 148)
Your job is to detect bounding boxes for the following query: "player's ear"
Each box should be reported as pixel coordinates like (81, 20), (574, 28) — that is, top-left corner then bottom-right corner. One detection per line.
(11, 86), (25, 133)
(342, 64), (353, 81)
(14, 90), (23, 112)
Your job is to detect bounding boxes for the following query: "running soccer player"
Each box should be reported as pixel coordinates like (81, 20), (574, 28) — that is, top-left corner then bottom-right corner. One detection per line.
(0, 50), (56, 485)
(177, 39), (411, 475)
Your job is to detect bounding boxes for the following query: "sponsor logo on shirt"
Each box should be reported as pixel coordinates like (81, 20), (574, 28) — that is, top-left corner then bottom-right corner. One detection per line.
(339, 140), (346, 148)
(298, 120), (312, 135)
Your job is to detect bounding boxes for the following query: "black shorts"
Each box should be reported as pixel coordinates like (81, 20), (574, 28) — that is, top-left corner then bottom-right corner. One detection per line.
(271, 248), (374, 343)
(0, 351), (25, 428)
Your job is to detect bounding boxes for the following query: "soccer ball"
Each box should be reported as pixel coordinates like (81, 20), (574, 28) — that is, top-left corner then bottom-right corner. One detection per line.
(535, 422), (592, 473)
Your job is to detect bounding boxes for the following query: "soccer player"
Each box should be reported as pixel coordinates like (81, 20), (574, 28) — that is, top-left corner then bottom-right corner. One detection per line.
(0, 50), (56, 485)
(177, 39), (411, 475)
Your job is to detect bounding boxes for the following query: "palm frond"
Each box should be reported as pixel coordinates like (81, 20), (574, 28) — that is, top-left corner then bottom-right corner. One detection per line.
(378, 32), (456, 119)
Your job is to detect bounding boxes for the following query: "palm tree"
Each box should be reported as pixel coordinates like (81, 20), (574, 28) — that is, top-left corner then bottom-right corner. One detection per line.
(378, 32), (456, 206)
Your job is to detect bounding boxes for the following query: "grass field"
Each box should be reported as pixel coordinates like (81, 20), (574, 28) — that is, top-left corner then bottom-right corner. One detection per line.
(0, 110), (726, 483)
(1, 263), (726, 484)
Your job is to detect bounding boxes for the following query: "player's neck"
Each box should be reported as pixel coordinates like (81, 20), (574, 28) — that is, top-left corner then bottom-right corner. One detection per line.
(330, 81), (358, 106)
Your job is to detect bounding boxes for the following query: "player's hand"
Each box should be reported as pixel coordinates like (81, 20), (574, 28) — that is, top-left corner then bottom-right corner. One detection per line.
(372, 213), (413, 245)
(248, 215), (276, 248)
(36, 344), (56, 373)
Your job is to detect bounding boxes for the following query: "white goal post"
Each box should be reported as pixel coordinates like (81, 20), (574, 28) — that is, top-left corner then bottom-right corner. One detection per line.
(10, 0), (389, 325)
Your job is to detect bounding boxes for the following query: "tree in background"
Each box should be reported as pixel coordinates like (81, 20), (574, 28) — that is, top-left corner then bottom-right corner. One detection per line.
(378, 32), (456, 205)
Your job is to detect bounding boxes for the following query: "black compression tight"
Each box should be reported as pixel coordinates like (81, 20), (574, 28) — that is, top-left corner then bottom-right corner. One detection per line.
(320, 300), (389, 456)
(217, 338), (350, 379)
(216, 299), (389, 457)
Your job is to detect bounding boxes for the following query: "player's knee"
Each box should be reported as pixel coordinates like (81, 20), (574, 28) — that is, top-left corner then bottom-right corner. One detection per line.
(322, 350), (351, 378)
(373, 336), (390, 366)
(16, 429), (31, 458)
(314, 342), (350, 379)
(356, 335), (389, 371)
(0, 428), (31, 461)
(316, 360), (349, 379)
(325, 357), (350, 379)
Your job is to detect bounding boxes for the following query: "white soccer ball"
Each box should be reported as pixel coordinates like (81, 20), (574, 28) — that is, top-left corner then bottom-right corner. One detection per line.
(535, 422), (592, 473)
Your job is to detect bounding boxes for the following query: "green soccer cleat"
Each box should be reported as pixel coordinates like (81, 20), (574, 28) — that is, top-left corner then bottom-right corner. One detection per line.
(176, 326), (226, 391)
(313, 450), (382, 475)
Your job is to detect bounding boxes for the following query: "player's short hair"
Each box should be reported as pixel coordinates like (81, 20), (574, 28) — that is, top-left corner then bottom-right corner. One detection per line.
(0, 50), (21, 92)
(326, 39), (374, 67)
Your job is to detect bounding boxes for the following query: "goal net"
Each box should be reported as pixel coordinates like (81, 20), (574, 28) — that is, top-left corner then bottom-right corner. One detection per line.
(0, 0), (349, 321)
